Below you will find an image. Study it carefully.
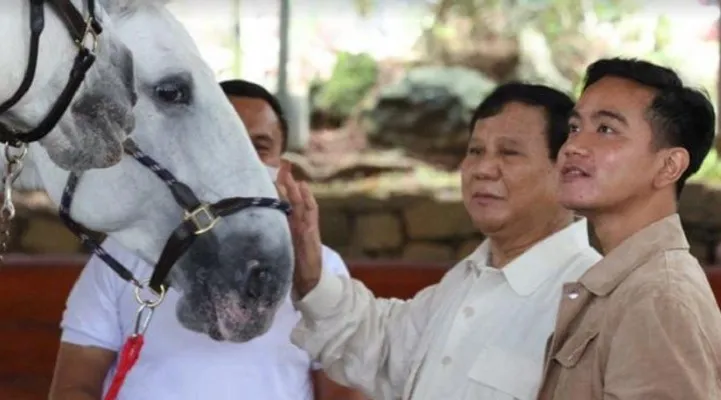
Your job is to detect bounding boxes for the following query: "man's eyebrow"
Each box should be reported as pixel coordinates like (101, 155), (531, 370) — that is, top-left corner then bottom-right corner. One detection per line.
(568, 109), (629, 126)
(593, 109), (628, 126)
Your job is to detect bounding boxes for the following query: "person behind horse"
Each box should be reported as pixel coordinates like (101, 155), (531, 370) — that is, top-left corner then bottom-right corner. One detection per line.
(537, 57), (721, 399)
(277, 82), (603, 400)
(50, 79), (350, 400)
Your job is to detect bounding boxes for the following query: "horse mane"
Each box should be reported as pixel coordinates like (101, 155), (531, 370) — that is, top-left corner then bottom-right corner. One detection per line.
(100, 0), (171, 16)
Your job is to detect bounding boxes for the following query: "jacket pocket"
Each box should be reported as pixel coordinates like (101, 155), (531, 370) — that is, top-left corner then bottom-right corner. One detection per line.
(554, 330), (598, 368)
(467, 345), (542, 400)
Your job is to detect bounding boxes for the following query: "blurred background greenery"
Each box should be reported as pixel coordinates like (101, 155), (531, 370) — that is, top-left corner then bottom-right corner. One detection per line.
(170, 0), (721, 193)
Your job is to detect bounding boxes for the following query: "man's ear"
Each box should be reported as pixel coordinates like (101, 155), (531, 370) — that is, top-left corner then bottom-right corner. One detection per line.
(653, 147), (689, 189)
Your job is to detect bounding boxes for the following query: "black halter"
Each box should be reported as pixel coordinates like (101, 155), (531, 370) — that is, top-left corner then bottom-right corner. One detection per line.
(0, 0), (102, 147)
(58, 138), (292, 294)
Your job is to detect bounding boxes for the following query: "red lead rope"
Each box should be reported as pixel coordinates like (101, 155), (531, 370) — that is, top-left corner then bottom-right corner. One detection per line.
(103, 334), (146, 400)
(102, 282), (164, 400)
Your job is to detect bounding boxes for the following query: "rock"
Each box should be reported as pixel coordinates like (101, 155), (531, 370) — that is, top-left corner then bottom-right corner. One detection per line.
(318, 210), (351, 248)
(404, 200), (476, 240)
(510, 28), (573, 93)
(354, 213), (403, 251)
(363, 66), (496, 169)
(402, 242), (454, 261)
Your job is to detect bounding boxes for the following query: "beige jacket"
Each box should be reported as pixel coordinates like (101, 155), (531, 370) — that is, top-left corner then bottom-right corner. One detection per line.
(537, 214), (721, 400)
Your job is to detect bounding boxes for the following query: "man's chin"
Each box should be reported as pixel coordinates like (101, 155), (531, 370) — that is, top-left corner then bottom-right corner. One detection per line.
(559, 199), (598, 216)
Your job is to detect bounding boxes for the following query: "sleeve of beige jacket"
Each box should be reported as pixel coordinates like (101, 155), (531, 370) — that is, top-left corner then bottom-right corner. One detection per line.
(603, 288), (721, 400)
(290, 266), (441, 400)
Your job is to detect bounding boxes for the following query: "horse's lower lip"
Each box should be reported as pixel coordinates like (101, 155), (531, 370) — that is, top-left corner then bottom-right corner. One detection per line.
(208, 326), (224, 341)
(216, 315), (233, 339)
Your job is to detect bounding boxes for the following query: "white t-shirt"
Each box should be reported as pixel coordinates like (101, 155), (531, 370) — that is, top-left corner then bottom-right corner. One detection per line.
(60, 237), (349, 400)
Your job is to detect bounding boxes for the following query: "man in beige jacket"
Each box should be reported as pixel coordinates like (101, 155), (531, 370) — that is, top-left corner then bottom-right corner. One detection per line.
(278, 82), (601, 400)
(537, 57), (721, 399)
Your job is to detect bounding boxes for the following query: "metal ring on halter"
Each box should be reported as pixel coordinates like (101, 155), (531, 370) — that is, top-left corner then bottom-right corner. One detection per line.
(133, 279), (167, 308)
(75, 17), (99, 53)
(4, 143), (27, 164)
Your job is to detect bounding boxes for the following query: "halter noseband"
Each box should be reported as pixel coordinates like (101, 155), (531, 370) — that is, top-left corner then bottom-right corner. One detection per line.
(58, 138), (292, 294)
(0, 0), (102, 147)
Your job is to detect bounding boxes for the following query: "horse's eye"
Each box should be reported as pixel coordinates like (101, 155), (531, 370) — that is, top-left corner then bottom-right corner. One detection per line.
(154, 77), (192, 105)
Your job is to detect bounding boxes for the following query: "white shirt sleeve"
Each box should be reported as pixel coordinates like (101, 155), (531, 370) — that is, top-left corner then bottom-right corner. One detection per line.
(309, 245), (352, 371)
(60, 238), (137, 351)
(291, 266), (441, 399)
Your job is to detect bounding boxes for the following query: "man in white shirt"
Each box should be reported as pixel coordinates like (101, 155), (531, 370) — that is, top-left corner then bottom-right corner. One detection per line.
(50, 80), (350, 400)
(277, 82), (603, 400)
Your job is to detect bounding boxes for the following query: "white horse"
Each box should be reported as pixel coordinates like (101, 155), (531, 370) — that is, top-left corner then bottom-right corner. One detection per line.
(5, 0), (294, 343)
(0, 0), (136, 171)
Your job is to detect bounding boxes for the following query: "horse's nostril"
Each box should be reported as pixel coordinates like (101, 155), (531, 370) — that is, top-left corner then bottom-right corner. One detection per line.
(129, 89), (138, 106)
(245, 264), (269, 299)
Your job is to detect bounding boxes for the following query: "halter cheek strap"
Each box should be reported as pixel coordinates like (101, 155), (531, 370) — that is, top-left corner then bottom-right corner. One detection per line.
(58, 138), (292, 294)
(0, 0), (102, 147)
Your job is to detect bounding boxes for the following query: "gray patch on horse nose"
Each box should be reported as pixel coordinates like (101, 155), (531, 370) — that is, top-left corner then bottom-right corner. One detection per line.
(112, 44), (136, 103)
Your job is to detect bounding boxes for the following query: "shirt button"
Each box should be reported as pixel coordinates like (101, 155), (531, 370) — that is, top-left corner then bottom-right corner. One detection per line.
(441, 356), (452, 366)
(463, 306), (474, 318)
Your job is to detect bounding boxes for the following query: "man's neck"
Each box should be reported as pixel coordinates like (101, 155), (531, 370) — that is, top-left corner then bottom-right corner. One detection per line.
(590, 194), (677, 254)
(489, 210), (575, 268)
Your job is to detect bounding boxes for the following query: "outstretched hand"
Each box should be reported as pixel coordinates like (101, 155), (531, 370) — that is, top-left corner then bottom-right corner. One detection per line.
(276, 161), (323, 297)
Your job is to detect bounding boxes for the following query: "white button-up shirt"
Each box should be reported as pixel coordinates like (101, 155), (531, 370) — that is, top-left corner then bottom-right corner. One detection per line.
(291, 218), (601, 400)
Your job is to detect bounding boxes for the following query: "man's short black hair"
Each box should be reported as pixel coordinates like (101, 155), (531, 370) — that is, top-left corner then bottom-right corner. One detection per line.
(581, 57), (716, 196)
(470, 82), (575, 161)
(220, 79), (289, 152)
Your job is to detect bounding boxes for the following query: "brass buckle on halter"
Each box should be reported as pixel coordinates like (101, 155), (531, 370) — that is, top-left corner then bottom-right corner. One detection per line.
(184, 203), (219, 235)
(74, 16), (99, 53)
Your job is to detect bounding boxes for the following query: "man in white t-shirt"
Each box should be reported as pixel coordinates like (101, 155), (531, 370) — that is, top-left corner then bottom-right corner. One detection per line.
(49, 80), (351, 400)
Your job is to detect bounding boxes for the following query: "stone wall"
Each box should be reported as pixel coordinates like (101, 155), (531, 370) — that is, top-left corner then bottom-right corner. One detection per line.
(317, 181), (721, 265)
(5, 182), (721, 266)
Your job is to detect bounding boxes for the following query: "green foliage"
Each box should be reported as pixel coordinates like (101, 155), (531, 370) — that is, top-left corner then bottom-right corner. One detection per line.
(691, 149), (721, 184)
(353, 0), (375, 18)
(654, 15), (673, 51)
(312, 51), (379, 120)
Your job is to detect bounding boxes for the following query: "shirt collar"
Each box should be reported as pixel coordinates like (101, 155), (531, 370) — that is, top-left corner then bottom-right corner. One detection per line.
(465, 217), (592, 296)
(579, 213), (688, 296)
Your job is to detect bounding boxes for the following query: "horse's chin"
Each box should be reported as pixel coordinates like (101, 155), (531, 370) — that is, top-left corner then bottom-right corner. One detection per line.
(175, 288), (280, 343)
